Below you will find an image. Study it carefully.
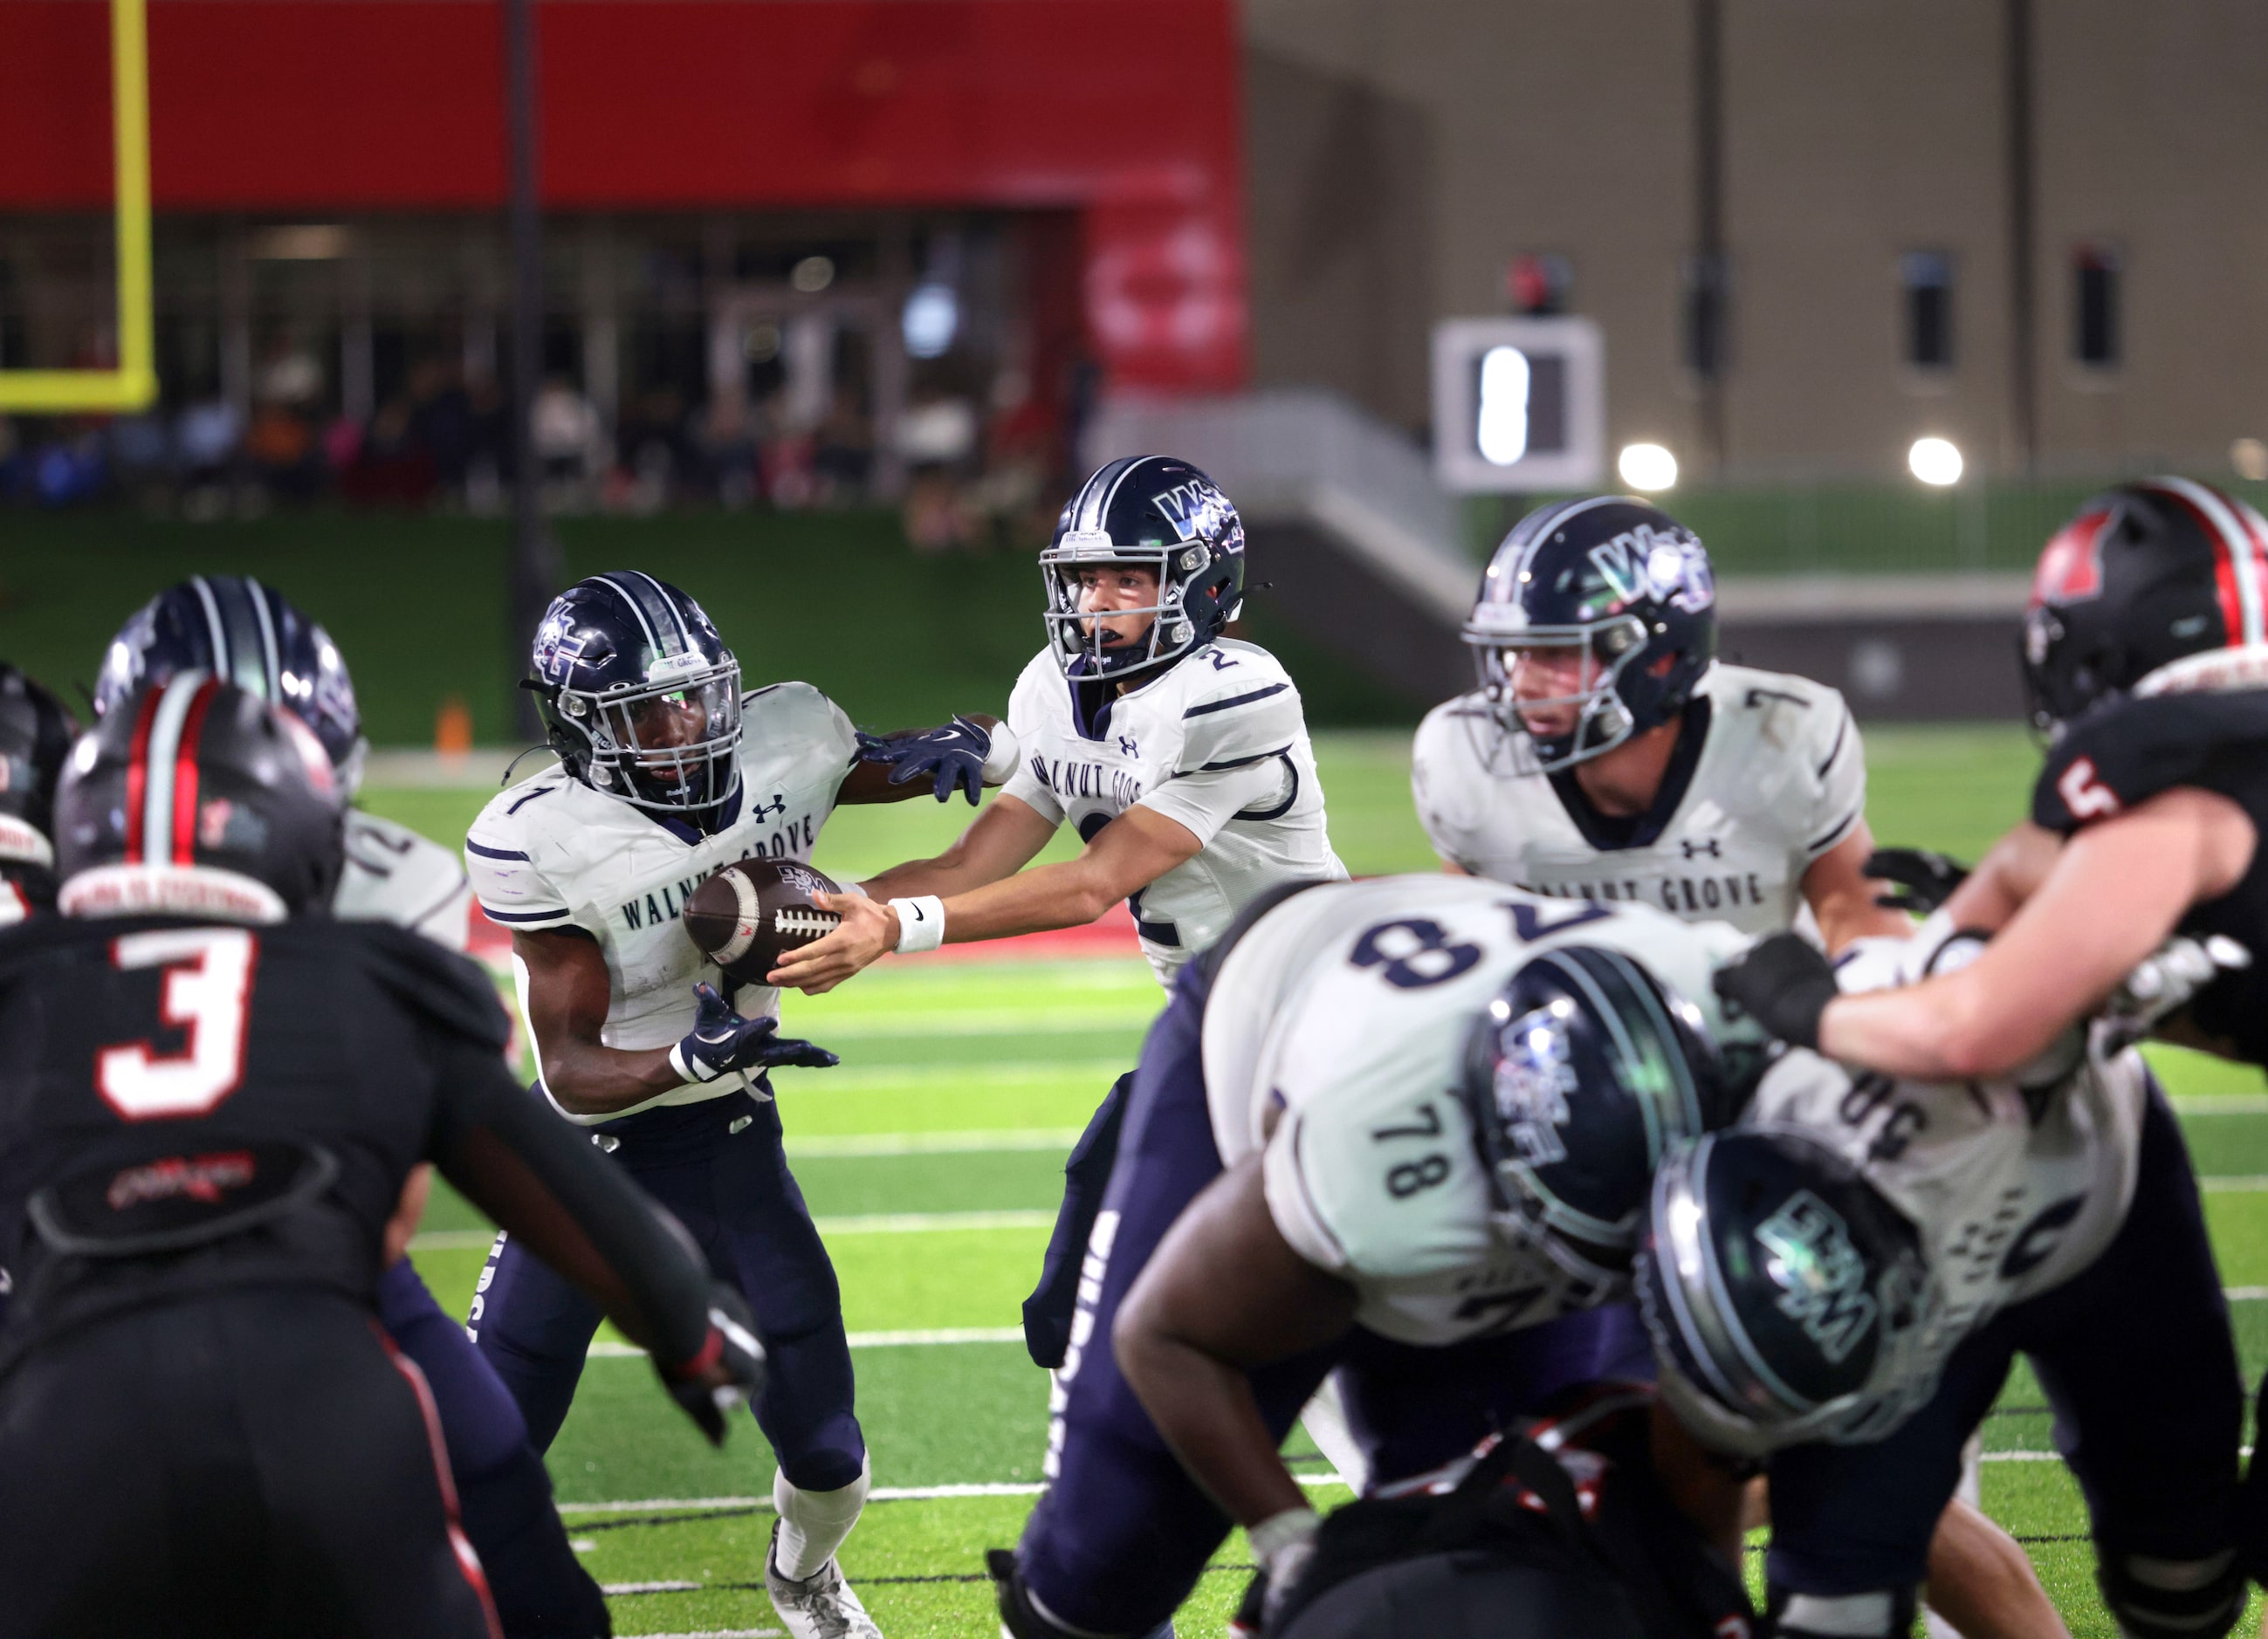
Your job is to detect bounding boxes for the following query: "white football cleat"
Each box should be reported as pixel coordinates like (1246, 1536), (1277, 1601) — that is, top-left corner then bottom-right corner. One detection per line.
(766, 1519), (883, 1639)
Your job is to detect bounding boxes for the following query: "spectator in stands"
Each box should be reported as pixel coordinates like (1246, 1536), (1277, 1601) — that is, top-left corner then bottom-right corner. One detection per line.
(532, 376), (605, 497)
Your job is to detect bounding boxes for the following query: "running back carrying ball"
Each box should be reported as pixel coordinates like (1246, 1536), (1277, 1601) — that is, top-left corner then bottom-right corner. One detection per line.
(684, 859), (843, 983)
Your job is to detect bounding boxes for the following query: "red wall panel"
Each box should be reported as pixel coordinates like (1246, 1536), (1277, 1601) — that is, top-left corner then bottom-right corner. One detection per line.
(0, 0), (1245, 386)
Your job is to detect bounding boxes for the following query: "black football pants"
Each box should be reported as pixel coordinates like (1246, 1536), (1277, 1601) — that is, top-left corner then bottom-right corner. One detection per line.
(1274, 1552), (1649, 1639)
(0, 1287), (501, 1639)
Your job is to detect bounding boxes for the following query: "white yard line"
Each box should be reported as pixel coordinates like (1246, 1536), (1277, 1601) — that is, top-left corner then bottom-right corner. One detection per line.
(784, 1129), (1085, 1158)
(562, 1473), (1350, 1516)
(780, 1060), (1130, 1090)
(2201, 1176), (2268, 1193)
(413, 1208), (1055, 1253)
(586, 1327), (1021, 1359)
(616, 1630), (780, 1638)
(2171, 1094), (2268, 1115)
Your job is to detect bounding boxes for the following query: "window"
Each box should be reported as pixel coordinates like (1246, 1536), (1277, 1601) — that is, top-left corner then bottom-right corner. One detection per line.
(2073, 243), (2121, 368)
(1900, 251), (1955, 369)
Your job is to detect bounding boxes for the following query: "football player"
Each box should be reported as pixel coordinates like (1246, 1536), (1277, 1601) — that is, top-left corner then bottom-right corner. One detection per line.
(463, 570), (1009, 1639)
(1645, 918), (2244, 1639)
(0, 675), (762, 1638)
(992, 873), (1756, 1639)
(770, 456), (1348, 1374)
(1416, 497), (2056, 1639)
(1715, 477), (2268, 1631)
(0, 663), (73, 928)
(1414, 495), (1907, 948)
(89, 576), (608, 1636)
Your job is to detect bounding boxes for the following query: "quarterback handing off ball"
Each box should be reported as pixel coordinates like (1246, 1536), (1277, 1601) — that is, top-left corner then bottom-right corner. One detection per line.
(684, 859), (843, 983)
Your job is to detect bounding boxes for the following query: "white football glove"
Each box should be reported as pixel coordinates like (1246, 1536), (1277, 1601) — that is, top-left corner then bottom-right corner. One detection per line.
(2100, 933), (2251, 1052)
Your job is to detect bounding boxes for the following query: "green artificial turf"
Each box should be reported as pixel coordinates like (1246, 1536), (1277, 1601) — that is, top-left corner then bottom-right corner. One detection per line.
(361, 721), (2268, 1638)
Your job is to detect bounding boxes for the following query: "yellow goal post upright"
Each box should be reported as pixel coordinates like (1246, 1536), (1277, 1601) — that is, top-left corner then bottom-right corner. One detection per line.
(0, 0), (155, 412)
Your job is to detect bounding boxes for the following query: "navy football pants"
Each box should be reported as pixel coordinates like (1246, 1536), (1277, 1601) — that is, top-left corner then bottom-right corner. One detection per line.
(470, 1091), (865, 1494)
(1767, 1084), (2242, 1600)
(1016, 957), (1659, 1637)
(378, 1259), (610, 1636)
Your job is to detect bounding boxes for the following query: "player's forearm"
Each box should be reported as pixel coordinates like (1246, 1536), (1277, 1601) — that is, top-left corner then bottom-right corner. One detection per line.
(1942, 823), (2064, 933)
(1817, 977), (2047, 1082)
(540, 1039), (688, 1116)
(860, 851), (1007, 902)
(1114, 1332), (1309, 1527)
(938, 858), (1124, 943)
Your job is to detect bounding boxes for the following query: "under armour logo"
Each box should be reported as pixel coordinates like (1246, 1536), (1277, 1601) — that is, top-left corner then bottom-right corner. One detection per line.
(1680, 838), (1723, 859)
(1117, 736), (1138, 758)
(748, 793), (787, 823)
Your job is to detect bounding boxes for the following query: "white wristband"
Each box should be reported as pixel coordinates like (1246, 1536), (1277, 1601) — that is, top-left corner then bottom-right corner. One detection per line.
(979, 721), (1021, 785)
(891, 895), (946, 954)
(668, 1039), (718, 1086)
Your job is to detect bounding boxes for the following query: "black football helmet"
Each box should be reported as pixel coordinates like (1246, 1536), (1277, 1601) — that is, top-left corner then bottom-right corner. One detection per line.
(93, 575), (368, 797)
(1041, 456), (1247, 682)
(1460, 943), (1729, 1310)
(54, 673), (346, 922)
(1636, 1126), (1935, 1458)
(527, 573), (742, 814)
(0, 663), (77, 901)
(2021, 477), (2268, 735)
(1465, 497), (1717, 772)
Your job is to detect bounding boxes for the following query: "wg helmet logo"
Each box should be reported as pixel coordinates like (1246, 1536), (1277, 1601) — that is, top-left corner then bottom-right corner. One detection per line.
(1755, 1190), (1876, 1363)
(1152, 479), (1236, 547)
(1491, 1005), (1577, 1167)
(1588, 525), (1715, 614)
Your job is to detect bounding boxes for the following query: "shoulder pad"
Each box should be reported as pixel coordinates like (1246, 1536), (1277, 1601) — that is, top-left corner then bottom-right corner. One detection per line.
(338, 920), (512, 1056)
(2032, 691), (2268, 833)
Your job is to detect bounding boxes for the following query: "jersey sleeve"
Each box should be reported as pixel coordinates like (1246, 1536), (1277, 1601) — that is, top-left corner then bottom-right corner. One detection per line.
(2031, 692), (2268, 834)
(338, 813), (473, 952)
(1410, 699), (1487, 868)
(1261, 1095), (1495, 1281)
(1176, 658), (1310, 775)
(1799, 688), (1867, 860)
(1000, 660), (1066, 826)
(1137, 759), (1289, 847)
(464, 792), (577, 933)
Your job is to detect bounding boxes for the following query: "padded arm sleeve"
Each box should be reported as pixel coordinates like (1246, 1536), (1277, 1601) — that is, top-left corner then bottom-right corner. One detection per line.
(430, 1047), (713, 1369)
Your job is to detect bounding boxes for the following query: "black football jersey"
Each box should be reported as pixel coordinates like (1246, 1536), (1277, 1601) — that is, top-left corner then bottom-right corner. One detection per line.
(0, 914), (518, 1361)
(2032, 689), (2268, 1064)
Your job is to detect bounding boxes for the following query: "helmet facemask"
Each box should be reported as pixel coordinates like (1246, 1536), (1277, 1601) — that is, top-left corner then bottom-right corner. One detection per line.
(553, 650), (744, 813)
(1467, 613), (1650, 774)
(1042, 534), (1214, 682)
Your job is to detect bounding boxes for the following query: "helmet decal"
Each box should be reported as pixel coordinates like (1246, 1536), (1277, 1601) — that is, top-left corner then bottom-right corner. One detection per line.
(1489, 1003), (1578, 1168)
(1756, 1190), (1878, 1365)
(2029, 508), (2113, 610)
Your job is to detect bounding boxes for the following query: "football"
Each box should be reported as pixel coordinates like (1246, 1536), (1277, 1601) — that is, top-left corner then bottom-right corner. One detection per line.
(681, 858), (843, 984)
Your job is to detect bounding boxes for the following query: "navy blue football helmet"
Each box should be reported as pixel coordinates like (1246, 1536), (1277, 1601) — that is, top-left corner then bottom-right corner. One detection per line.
(527, 573), (742, 813)
(1460, 943), (1728, 1311)
(1465, 497), (1717, 772)
(1636, 1126), (1935, 1458)
(94, 576), (366, 797)
(0, 663), (76, 873)
(1041, 456), (1247, 682)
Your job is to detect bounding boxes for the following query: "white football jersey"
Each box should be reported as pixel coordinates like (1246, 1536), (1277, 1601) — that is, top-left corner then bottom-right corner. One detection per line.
(1200, 874), (1756, 1348)
(1000, 640), (1347, 983)
(463, 682), (857, 1124)
(335, 810), (471, 952)
(1747, 922), (2147, 1395)
(1411, 663), (1865, 936)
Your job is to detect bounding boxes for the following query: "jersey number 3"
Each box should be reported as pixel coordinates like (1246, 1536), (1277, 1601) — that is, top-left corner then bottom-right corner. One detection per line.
(97, 928), (258, 1121)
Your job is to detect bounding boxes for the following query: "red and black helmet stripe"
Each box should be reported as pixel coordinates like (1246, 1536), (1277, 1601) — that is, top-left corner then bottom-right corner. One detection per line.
(2141, 477), (2268, 648)
(123, 672), (223, 867)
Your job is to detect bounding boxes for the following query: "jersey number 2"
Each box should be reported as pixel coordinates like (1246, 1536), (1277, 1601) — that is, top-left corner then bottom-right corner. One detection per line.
(97, 928), (258, 1121)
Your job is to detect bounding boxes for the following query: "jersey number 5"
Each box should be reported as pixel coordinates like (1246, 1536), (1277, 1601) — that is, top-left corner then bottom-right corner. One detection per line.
(97, 928), (259, 1121)
(2057, 756), (2123, 820)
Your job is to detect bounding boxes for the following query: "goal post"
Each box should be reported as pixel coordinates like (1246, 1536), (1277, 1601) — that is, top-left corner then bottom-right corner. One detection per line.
(0, 0), (156, 413)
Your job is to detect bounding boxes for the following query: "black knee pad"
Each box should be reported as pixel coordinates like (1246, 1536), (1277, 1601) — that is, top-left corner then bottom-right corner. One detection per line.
(1765, 1583), (1918, 1639)
(2096, 1548), (2244, 1639)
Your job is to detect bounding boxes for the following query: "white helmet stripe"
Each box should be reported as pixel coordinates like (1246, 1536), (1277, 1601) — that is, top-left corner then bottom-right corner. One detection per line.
(1504, 494), (1629, 599)
(629, 570), (694, 653)
(141, 670), (209, 867)
(248, 580), (282, 698)
(597, 573), (667, 656)
(188, 576), (231, 681)
(2156, 476), (2267, 645)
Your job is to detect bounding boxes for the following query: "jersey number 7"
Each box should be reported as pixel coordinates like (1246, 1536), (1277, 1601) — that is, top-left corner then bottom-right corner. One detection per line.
(97, 928), (259, 1121)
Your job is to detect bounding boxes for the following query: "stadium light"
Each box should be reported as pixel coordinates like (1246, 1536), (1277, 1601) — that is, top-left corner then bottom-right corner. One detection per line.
(903, 283), (960, 360)
(1908, 436), (1963, 486)
(1617, 442), (1679, 491)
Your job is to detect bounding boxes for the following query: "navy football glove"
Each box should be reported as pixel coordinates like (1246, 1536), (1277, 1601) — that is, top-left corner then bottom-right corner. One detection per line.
(1713, 933), (1839, 1050)
(1865, 847), (1971, 915)
(857, 715), (993, 806)
(670, 983), (839, 1087)
(656, 1283), (767, 1446)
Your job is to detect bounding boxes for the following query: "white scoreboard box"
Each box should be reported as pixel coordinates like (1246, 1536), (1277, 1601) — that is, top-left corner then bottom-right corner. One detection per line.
(1431, 316), (1605, 493)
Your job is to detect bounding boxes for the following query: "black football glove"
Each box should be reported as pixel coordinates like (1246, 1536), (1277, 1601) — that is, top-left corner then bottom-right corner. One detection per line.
(1864, 847), (1971, 916)
(670, 983), (839, 1086)
(656, 1283), (766, 1446)
(857, 716), (993, 806)
(1713, 933), (1839, 1051)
